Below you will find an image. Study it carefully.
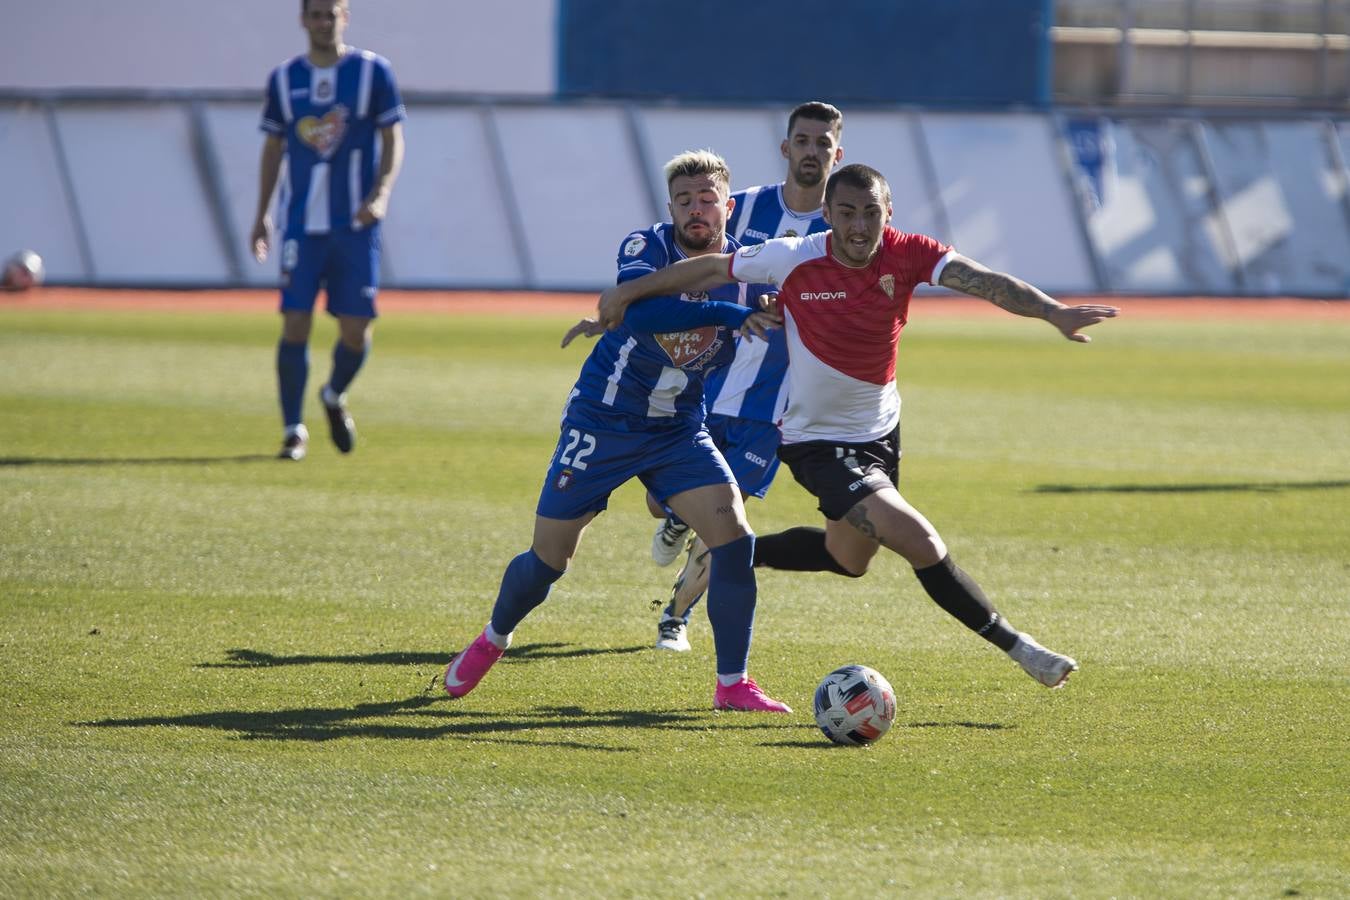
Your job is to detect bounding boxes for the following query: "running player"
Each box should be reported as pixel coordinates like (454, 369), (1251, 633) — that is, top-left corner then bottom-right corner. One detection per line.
(443, 151), (791, 713)
(596, 163), (1120, 689)
(250, 0), (406, 461)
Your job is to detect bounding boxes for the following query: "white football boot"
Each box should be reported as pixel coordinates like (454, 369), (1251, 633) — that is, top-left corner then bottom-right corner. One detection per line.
(1009, 633), (1078, 688)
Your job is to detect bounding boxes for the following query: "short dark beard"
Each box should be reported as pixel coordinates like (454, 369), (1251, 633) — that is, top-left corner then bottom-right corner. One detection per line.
(676, 225), (720, 254)
(794, 164), (823, 188)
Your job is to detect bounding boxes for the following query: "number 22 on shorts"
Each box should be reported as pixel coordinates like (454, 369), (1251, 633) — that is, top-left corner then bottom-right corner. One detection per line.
(558, 429), (596, 470)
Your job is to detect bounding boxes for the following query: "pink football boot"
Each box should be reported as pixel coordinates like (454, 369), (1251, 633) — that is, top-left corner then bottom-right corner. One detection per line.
(713, 677), (792, 713)
(443, 632), (505, 699)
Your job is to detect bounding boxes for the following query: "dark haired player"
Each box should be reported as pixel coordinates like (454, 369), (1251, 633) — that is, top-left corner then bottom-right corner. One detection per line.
(646, 101), (846, 652)
(250, 0), (406, 461)
(598, 163), (1119, 689)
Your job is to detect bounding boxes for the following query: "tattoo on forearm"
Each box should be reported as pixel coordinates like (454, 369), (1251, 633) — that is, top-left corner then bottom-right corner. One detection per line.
(939, 259), (1060, 319)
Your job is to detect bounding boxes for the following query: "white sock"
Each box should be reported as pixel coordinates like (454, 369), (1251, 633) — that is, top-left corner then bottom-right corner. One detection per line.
(284, 423), (309, 441)
(483, 622), (512, 650)
(717, 672), (746, 687)
(321, 384), (343, 407)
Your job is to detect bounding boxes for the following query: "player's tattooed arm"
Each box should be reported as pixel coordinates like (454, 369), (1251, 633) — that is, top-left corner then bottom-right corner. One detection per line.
(938, 253), (1119, 343)
(937, 254), (1061, 318)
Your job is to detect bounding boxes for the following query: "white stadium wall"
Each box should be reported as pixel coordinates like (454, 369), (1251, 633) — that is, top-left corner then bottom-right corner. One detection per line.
(0, 102), (85, 283)
(923, 113), (1098, 291)
(1067, 116), (1350, 295)
(5, 95), (1350, 294)
(4, 1), (1348, 296)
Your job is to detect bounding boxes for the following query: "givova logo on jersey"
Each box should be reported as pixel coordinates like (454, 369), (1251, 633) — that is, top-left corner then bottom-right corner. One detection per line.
(297, 105), (349, 159)
(654, 326), (723, 370)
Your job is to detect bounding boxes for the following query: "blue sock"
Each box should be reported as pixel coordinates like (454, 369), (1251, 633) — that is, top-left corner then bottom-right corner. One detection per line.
(704, 534), (757, 677)
(489, 549), (565, 637)
(276, 340), (309, 428)
(328, 340), (368, 396)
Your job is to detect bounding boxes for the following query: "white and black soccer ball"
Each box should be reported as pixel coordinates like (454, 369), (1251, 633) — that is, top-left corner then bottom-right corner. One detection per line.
(813, 664), (897, 746)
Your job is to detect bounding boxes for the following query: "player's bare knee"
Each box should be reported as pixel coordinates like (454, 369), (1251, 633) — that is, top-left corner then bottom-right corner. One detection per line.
(532, 546), (574, 574)
(840, 559), (868, 578)
(892, 536), (945, 569)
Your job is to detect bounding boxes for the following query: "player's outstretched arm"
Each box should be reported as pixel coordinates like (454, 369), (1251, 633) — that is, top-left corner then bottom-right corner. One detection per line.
(597, 253), (736, 330)
(937, 254), (1119, 343)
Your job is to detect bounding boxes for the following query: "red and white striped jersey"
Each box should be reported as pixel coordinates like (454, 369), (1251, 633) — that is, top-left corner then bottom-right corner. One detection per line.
(729, 227), (954, 444)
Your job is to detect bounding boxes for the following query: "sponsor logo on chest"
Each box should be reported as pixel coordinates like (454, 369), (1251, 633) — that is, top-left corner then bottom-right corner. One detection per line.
(296, 104), (349, 159)
(800, 290), (848, 301)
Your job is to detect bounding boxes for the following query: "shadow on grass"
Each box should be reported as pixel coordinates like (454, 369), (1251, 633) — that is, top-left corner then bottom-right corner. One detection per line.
(1033, 479), (1350, 495)
(762, 720), (1010, 749)
(74, 696), (796, 750)
(0, 454), (273, 467)
(196, 642), (648, 669)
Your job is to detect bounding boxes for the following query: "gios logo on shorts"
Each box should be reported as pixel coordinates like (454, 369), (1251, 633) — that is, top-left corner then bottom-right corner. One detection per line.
(743, 451), (769, 468)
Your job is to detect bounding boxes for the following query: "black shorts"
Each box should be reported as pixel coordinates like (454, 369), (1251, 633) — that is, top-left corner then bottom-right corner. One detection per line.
(777, 426), (900, 521)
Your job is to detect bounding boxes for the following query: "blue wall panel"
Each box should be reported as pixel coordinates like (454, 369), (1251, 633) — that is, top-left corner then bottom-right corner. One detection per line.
(559, 0), (1051, 107)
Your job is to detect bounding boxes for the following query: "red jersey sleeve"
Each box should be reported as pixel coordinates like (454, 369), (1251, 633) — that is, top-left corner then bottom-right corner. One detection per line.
(883, 229), (954, 289)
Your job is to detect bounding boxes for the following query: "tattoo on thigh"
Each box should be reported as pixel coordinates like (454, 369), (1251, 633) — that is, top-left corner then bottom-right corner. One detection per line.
(715, 505), (734, 515)
(845, 505), (878, 540)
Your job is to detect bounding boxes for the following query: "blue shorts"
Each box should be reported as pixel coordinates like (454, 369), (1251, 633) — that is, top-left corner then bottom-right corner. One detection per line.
(536, 405), (736, 521)
(279, 227), (381, 318)
(705, 413), (782, 499)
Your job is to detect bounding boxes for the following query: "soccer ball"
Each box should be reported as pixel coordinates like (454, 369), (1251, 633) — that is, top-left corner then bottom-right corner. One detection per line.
(813, 664), (897, 746)
(2, 250), (44, 292)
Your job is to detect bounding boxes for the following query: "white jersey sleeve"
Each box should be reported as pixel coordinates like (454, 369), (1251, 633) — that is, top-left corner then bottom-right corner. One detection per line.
(728, 234), (815, 286)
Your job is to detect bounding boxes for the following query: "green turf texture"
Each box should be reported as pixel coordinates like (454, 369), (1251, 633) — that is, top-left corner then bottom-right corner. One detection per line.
(1, 301), (1346, 898)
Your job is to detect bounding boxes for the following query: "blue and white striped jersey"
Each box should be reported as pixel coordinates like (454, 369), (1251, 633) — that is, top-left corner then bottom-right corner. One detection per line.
(260, 50), (406, 237)
(704, 184), (830, 424)
(567, 224), (770, 427)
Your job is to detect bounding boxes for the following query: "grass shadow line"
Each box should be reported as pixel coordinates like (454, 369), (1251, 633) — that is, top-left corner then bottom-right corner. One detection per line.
(196, 642), (648, 670)
(0, 454), (274, 467)
(75, 697), (721, 748)
(1033, 479), (1350, 495)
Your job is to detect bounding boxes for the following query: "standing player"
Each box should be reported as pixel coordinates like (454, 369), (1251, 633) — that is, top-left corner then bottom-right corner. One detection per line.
(647, 101), (845, 652)
(250, 0), (406, 461)
(597, 163), (1120, 689)
(442, 151), (792, 713)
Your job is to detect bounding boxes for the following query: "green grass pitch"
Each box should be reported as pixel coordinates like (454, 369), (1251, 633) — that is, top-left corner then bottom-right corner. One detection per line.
(1, 298), (1347, 897)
